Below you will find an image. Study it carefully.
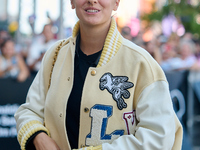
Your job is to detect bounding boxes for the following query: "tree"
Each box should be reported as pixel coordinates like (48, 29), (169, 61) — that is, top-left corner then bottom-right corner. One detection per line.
(141, 0), (200, 39)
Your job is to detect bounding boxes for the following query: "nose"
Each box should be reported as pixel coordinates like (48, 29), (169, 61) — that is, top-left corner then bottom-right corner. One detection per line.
(87, 0), (97, 5)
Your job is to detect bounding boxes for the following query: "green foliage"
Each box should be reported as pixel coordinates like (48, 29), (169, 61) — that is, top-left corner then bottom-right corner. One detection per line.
(141, 0), (200, 38)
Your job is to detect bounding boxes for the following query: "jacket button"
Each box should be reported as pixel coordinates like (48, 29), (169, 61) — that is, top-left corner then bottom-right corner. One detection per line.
(59, 113), (62, 117)
(67, 77), (70, 81)
(84, 107), (89, 113)
(91, 70), (96, 76)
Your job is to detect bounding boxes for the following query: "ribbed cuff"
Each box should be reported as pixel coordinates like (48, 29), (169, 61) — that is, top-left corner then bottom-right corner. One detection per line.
(18, 120), (50, 150)
(26, 131), (47, 150)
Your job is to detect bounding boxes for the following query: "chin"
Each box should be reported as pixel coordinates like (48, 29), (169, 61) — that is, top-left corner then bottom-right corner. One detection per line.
(84, 18), (110, 27)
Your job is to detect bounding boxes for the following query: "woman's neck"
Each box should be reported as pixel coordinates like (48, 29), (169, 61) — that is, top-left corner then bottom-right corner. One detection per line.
(79, 20), (111, 55)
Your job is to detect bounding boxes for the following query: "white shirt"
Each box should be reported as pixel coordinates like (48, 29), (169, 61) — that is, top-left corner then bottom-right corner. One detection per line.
(161, 55), (197, 72)
(27, 35), (57, 71)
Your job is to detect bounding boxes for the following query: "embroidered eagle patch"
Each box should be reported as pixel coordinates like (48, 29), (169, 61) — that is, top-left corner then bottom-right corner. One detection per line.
(99, 73), (134, 110)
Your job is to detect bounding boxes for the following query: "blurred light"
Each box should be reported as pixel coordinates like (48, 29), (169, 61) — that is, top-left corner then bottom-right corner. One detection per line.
(143, 29), (153, 42)
(115, 0), (139, 28)
(191, 0), (199, 6)
(196, 14), (200, 25)
(174, 0), (181, 3)
(162, 14), (185, 37)
(193, 33), (199, 39)
(8, 0), (19, 17)
(8, 21), (18, 32)
(63, 0), (78, 29)
(172, 20), (179, 32)
(162, 14), (177, 37)
(128, 17), (140, 37)
(35, 0), (60, 34)
(0, 0), (8, 20)
(177, 26), (185, 37)
(20, 0), (35, 35)
(151, 21), (162, 37)
(51, 26), (58, 34)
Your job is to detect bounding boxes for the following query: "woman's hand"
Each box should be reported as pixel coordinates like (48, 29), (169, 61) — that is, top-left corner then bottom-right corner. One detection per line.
(33, 132), (60, 150)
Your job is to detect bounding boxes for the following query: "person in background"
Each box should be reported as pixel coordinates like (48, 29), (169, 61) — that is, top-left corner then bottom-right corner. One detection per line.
(0, 38), (29, 82)
(160, 43), (178, 72)
(165, 33), (180, 54)
(160, 34), (179, 72)
(121, 26), (133, 42)
(144, 40), (162, 64)
(190, 39), (200, 70)
(26, 24), (57, 76)
(132, 31), (145, 49)
(0, 29), (11, 53)
(194, 40), (200, 59)
(15, 0), (183, 150)
(161, 39), (197, 72)
(176, 39), (197, 70)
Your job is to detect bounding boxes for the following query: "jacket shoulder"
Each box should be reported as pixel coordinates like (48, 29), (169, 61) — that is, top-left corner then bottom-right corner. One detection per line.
(122, 38), (151, 59)
(121, 38), (166, 82)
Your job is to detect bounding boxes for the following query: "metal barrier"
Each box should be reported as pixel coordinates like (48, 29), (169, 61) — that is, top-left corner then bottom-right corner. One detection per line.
(165, 70), (200, 149)
(187, 71), (200, 149)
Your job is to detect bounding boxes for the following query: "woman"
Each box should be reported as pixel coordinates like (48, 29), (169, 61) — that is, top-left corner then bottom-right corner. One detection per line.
(161, 39), (197, 72)
(26, 24), (57, 76)
(15, 0), (183, 150)
(0, 38), (29, 82)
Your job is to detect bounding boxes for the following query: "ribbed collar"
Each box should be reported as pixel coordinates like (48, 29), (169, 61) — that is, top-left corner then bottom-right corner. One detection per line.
(72, 17), (122, 68)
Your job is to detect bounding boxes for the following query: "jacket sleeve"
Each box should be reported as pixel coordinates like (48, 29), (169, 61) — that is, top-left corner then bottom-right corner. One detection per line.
(14, 41), (62, 150)
(73, 81), (183, 150)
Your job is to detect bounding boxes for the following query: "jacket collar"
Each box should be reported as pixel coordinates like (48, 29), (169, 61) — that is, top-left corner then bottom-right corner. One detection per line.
(72, 17), (122, 67)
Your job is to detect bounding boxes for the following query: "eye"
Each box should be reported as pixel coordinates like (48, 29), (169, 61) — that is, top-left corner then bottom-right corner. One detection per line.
(102, 80), (107, 84)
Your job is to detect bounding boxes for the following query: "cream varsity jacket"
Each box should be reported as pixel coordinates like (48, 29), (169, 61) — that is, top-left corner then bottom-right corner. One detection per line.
(15, 18), (183, 150)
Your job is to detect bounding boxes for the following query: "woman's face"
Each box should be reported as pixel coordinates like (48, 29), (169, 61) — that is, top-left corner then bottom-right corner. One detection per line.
(43, 25), (54, 42)
(71, 0), (120, 27)
(180, 44), (192, 59)
(1, 41), (15, 58)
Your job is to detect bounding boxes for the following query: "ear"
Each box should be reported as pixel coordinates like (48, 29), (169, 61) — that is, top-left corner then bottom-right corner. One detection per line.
(71, 0), (75, 9)
(113, 0), (120, 11)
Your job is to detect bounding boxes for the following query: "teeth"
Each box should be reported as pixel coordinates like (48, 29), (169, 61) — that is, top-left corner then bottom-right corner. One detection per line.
(87, 9), (98, 13)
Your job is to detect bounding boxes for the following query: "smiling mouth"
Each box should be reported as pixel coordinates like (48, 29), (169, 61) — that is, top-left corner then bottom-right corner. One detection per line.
(86, 9), (100, 13)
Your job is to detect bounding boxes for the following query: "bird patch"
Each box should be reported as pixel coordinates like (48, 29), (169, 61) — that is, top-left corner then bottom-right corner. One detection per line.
(99, 73), (134, 110)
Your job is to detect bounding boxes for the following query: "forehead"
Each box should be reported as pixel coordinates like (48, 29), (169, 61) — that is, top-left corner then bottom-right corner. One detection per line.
(4, 41), (14, 47)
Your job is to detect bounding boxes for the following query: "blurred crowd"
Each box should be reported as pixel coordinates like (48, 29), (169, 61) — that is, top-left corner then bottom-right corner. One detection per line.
(121, 25), (200, 73)
(0, 23), (57, 82)
(0, 23), (200, 82)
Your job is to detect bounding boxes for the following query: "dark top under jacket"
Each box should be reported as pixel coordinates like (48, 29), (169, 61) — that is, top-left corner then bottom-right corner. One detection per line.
(66, 33), (102, 149)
